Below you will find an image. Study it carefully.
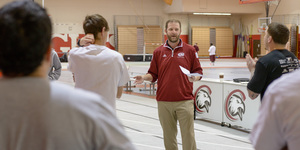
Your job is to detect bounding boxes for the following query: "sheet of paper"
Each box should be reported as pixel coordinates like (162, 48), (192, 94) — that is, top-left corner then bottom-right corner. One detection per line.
(179, 65), (203, 77)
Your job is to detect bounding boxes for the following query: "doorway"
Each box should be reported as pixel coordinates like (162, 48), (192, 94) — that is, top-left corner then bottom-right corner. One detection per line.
(253, 40), (260, 58)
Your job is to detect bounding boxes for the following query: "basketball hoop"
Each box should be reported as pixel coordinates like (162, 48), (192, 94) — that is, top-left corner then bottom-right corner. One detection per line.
(258, 17), (271, 33)
(258, 28), (266, 33)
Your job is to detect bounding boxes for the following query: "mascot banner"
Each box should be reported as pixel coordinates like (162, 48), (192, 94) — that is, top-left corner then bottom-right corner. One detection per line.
(193, 80), (223, 123)
(194, 79), (260, 131)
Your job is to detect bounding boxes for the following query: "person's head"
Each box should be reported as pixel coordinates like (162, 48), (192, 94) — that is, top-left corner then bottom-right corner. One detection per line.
(210, 43), (214, 46)
(195, 43), (198, 45)
(0, 1), (52, 77)
(165, 19), (181, 43)
(264, 22), (289, 50)
(83, 14), (109, 43)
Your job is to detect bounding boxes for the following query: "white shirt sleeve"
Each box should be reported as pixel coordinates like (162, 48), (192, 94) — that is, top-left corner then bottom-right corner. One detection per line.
(118, 55), (130, 87)
(67, 51), (74, 72)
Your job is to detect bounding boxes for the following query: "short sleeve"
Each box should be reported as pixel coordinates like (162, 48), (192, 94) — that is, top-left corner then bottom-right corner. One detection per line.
(118, 57), (130, 86)
(247, 61), (267, 93)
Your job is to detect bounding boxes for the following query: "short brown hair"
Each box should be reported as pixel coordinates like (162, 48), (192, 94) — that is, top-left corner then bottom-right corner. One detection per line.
(83, 14), (109, 40)
(165, 19), (181, 30)
(0, 1), (52, 77)
(267, 22), (289, 45)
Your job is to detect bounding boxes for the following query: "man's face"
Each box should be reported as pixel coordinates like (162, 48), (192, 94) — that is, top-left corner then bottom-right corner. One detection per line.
(264, 29), (270, 50)
(165, 22), (181, 43)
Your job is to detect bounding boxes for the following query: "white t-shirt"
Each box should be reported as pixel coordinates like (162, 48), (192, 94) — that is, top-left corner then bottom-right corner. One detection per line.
(250, 69), (300, 150)
(68, 45), (130, 109)
(208, 45), (216, 55)
(0, 77), (135, 150)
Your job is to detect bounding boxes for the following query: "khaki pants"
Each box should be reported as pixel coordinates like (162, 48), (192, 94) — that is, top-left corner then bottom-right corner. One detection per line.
(157, 100), (197, 150)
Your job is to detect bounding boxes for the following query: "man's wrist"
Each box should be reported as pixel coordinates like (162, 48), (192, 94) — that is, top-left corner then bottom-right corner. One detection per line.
(77, 39), (83, 47)
(250, 70), (255, 79)
(141, 75), (146, 81)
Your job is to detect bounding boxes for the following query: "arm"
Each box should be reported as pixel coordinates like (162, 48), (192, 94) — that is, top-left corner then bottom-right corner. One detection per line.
(247, 89), (259, 100)
(247, 61), (267, 99)
(52, 52), (62, 80)
(190, 49), (203, 82)
(246, 54), (258, 79)
(116, 56), (130, 99)
(78, 33), (95, 47)
(116, 86), (123, 98)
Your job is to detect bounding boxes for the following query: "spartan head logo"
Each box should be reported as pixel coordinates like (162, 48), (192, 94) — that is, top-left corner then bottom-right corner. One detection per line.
(225, 90), (246, 121)
(194, 85), (212, 113)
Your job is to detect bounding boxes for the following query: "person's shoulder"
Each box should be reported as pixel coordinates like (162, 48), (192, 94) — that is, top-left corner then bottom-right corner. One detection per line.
(183, 42), (193, 48)
(105, 47), (122, 56)
(183, 43), (196, 52)
(259, 51), (276, 62)
(102, 47), (124, 60)
(68, 46), (86, 55)
(268, 69), (300, 92)
(153, 45), (164, 53)
(181, 42), (192, 49)
(265, 69), (300, 103)
(51, 49), (57, 54)
(283, 49), (298, 58)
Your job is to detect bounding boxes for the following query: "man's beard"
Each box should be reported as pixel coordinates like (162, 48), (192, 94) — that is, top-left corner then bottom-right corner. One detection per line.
(167, 34), (180, 43)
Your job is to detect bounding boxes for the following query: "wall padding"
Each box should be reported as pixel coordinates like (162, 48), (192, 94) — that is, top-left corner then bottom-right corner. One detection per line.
(192, 27), (210, 56)
(118, 26), (162, 55)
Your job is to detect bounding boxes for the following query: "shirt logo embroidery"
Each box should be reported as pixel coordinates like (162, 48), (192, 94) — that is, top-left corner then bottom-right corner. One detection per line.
(163, 54), (167, 57)
(178, 52), (184, 58)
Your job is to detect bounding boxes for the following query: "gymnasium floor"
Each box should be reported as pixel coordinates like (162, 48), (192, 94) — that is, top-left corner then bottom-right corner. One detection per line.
(58, 58), (254, 150)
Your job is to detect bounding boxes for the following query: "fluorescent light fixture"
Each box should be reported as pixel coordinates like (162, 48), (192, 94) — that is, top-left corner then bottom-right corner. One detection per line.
(193, 13), (231, 16)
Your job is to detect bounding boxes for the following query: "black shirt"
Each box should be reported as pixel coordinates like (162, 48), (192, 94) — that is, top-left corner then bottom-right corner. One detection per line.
(247, 49), (299, 100)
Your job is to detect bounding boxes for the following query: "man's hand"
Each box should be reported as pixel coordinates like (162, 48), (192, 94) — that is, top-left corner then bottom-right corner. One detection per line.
(188, 76), (201, 82)
(247, 89), (259, 100)
(134, 75), (144, 84)
(246, 54), (257, 73)
(246, 54), (258, 79)
(79, 33), (95, 47)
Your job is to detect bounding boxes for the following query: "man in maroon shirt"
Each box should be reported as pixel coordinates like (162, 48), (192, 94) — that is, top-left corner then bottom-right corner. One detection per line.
(134, 19), (203, 150)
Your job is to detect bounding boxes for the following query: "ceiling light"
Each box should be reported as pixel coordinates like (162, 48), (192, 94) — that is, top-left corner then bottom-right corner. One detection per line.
(193, 13), (231, 16)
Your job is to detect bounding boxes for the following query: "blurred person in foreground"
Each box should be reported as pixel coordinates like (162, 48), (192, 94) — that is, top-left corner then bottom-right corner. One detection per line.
(246, 22), (299, 101)
(134, 19), (203, 150)
(0, 1), (135, 150)
(250, 68), (300, 150)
